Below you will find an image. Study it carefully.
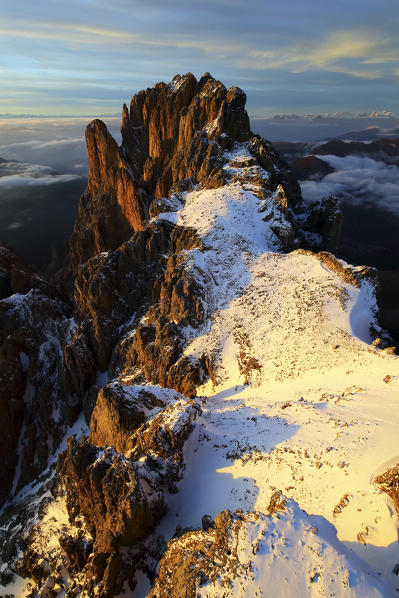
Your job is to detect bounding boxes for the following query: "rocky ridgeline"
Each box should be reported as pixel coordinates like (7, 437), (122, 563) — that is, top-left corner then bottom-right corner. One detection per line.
(68, 72), (341, 272)
(0, 73), (348, 597)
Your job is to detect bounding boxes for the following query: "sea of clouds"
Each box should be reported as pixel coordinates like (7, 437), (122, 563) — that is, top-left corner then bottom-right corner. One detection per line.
(300, 155), (399, 216)
(0, 160), (81, 189)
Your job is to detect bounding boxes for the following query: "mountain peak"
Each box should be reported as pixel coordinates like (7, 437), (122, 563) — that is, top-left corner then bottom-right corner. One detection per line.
(69, 73), (253, 270)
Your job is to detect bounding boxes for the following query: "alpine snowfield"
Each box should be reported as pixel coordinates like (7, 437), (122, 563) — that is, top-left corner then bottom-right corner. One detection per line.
(151, 143), (399, 596)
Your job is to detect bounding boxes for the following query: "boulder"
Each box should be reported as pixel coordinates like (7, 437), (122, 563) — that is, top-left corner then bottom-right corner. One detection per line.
(57, 437), (166, 553)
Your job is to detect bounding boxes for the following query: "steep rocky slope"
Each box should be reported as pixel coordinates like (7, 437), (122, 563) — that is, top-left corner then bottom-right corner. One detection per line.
(1, 74), (398, 598)
(0, 243), (86, 507)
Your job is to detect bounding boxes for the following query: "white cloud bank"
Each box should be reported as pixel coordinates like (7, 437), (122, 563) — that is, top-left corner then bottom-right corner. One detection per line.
(300, 155), (399, 215)
(0, 160), (82, 189)
(0, 173), (81, 189)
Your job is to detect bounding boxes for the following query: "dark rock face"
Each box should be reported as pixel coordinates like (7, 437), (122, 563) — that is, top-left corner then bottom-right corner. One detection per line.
(304, 195), (343, 253)
(71, 215), (209, 395)
(247, 136), (303, 210)
(73, 220), (175, 370)
(57, 436), (166, 553)
(69, 73), (251, 270)
(0, 246), (82, 507)
(112, 234), (210, 396)
(0, 242), (53, 299)
(62, 327), (97, 401)
(58, 532), (93, 574)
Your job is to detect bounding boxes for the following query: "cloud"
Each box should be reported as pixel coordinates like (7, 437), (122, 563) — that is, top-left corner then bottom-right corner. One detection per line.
(0, 18), (247, 55)
(0, 161), (53, 176)
(0, 158), (82, 189)
(4, 22), (393, 80)
(0, 158), (86, 268)
(0, 21), (138, 44)
(242, 30), (397, 80)
(0, 138), (83, 151)
(300, 155), (399, 215)
(0, 173), (81, 189)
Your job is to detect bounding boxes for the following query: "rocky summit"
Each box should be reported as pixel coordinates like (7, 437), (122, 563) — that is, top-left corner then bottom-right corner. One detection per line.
(0, 73), (398, 598)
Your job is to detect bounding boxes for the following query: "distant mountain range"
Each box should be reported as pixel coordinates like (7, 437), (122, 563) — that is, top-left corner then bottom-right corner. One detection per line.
(275, 136), (399, 179)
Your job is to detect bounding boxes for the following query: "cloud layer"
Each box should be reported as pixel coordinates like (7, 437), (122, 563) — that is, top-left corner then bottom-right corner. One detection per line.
(0, 160), (81, 188)
(300, 155), (399, 215)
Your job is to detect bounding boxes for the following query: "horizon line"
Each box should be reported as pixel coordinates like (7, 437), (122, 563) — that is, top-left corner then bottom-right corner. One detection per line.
(1, 112), (398, 121)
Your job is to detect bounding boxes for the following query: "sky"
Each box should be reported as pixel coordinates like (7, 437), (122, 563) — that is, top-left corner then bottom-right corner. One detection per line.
(1, 0), (399, 117)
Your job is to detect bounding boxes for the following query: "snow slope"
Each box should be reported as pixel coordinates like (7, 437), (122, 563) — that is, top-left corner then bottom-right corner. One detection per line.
(146, 143), (399, 596)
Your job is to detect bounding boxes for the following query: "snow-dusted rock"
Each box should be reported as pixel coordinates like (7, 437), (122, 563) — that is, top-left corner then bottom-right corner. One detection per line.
(90, 381), (198, 455)
(57, 437), (166, 553)
(149, 495), (396, 598)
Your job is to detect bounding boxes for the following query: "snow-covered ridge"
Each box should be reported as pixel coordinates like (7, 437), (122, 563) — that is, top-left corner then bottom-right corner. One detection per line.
(147, 142), (399, 595)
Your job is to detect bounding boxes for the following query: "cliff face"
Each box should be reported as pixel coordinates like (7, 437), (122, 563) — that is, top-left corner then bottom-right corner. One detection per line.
(0, 244), (88, 507)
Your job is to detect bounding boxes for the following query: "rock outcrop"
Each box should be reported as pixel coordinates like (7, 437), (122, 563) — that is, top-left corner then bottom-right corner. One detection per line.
(73, 220), (175, 370)
(69, 73), (252, 270)
(304, 194), (343, 253)
(149, 495), (394, 598)
(375, 464), (399, 514)
(89, 381), (195, 455)
(18, 384), (201, 597)
(0, 242), (54, 299)
(57, 437), (166, 553)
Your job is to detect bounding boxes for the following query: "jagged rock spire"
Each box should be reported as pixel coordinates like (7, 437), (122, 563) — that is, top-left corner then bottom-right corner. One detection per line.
(69, 73), (252, 270)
